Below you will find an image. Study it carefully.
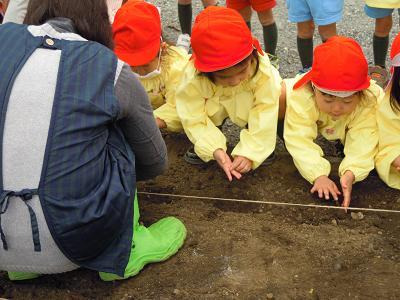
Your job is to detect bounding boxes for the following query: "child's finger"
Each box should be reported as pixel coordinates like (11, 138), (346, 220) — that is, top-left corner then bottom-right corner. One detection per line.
(342, 191), (351, 209)
(329, 186), (338, 201)
(323, 188), (330, 200)
(235, 159), (247, 172)
(310, 185), (317, 194)
(220, 163), (232, 181)
(231, 169), (242, 180)
(231, 156), (243, 169)
(318, 188), (323, 199)
(333, 184), (341, 195)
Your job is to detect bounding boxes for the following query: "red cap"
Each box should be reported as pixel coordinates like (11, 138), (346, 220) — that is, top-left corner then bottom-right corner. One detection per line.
(112, 0), (161, 66)
(294, 36), (370, 92)
(191, 6), (263, 72)
(390, 32), (400, 66)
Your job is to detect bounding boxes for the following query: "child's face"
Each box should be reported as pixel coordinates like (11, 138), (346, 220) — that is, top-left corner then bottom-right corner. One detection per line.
(314, 87), (360, 120)
(211, 56), (253, 87)
(130, 51), (160, 76)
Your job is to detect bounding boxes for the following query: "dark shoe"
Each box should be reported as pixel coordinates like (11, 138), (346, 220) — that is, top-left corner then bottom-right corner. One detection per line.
(183, 147), (206, 165)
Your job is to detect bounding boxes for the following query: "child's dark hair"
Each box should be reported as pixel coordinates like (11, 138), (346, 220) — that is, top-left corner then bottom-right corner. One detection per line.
(390, 66), (400, 113)
(199, 49), (260, 82)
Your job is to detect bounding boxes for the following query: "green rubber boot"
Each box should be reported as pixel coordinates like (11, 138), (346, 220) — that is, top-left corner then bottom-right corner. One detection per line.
(8, 271), (39, 281)
(99, 193), (186, 281)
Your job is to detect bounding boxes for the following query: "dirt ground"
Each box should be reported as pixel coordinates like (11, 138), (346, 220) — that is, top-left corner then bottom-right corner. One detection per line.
(1, 0), (400, 299)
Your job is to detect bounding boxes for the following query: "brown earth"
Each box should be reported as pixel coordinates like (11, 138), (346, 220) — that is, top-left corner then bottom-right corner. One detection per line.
(1, 134), (399, 300)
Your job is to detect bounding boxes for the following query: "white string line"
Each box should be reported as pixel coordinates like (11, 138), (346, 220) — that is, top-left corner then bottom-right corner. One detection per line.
(138, 191), (400, 214)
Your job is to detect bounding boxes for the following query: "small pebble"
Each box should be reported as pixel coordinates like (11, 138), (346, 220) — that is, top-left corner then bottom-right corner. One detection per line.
(331, 219), (338, 226)
(173, 289), (180, 295)
(378, 231), (383, 235)
(334, 262), (342, 271)
(266, 293), (274, 299)
(351, 212), (364, 220)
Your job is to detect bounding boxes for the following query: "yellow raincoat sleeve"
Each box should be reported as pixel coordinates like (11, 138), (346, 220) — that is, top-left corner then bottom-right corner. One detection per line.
(375, 91), (400, 189)
(175, 62), (227, 162)
(339, 83), (381, 182)
(154, 46), (189, 132)
(284, 78), (331, 183)
(231, 56), (282, 169)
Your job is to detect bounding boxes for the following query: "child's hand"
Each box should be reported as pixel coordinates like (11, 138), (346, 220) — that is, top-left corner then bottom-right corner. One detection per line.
(311, 175), (341, 201)
(155, 118), (167, 129)
(392, 155), (400, 172)
(213, 149), (242, 181)
(340, 170), (355, 209)
(232, 156), (252, 174)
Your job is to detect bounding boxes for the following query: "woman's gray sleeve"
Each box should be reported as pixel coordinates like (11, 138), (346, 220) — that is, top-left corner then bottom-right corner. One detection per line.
(3, 0), (29, 24)
(114, 64), (167, 181)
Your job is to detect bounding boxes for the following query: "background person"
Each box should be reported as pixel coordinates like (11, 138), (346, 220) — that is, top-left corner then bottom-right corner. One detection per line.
(286, 0), (344, 72)
(364, 0), (400, 88)
(226, 0), (278, 64)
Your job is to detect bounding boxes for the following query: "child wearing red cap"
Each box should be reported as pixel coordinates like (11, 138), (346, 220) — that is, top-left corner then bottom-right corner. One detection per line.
(364, 1), (400, 88)
(226, 0), (278, 61)
(113, 1), (190, 133)
(283, 36), (383, 208)
(375, 31), (400, 189)
(175, 7), (283, 181)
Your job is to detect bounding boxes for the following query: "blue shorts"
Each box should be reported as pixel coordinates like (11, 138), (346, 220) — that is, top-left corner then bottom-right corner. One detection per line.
(364, 5), (400, 18)
(286, 0), (344, 26)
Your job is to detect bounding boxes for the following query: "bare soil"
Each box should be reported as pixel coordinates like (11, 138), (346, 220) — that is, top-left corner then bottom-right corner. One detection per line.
(1, 134), (399, 299)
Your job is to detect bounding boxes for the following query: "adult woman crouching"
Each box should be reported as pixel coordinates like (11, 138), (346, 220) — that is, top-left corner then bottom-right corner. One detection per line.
(0, 0), (186, 281)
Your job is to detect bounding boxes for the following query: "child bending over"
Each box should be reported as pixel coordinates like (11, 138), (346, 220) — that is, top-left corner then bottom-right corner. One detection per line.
(283, 36), (383, 208)
(176, 7), (283, 181)
(113, 1), (190, 132)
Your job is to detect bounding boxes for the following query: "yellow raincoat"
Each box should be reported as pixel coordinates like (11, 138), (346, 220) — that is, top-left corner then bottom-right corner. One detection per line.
(284, 76), (382, 184)
(175, 53), (282, 169)
(365, 0), (400, 8)
(375, 91), (400, 189)
(139, 45), (189, 132)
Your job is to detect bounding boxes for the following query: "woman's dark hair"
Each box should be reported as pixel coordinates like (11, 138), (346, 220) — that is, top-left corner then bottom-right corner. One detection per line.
(390, 66), (400, 113)
(199, 49), (260, 82)
(24, 0), (114, 50)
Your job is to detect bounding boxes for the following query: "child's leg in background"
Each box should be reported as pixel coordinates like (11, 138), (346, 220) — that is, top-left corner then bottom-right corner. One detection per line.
(226, 0), (252, 29)
(254, 0), (278, 56)
(317, 23), (337, 42)
(287, 0), (314, 70)
(307, 0), (343, 41)
(178, 0), (218, 35)
(365, 5), (394, 68)
(178, 0), (192, 35)
(201, 0), (218, 8)
(297, 20), (314, 69)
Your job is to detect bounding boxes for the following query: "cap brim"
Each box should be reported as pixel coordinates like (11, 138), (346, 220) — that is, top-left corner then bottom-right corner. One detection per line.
(115, 39), (160, 66)
(192, 48), (254, 73)
(293, 71), (312, 90)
